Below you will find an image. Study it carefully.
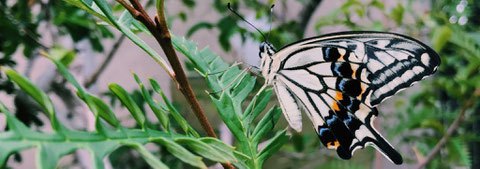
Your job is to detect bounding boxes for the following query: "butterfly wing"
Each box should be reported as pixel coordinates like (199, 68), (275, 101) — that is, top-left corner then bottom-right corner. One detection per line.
(272, 31), (440, 164)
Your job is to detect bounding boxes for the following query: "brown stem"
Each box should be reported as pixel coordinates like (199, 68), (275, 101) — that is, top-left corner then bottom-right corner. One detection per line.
(84, 34), (126, 88)
(415, 89), (480, 169)
(115, 0), (235, 168)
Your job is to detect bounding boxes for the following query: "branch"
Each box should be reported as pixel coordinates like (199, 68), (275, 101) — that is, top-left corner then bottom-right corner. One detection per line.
(84, 34), (126, 88)
(416, 89), (480, 169)
(115, 0), (234, 168)
(298, 0), (322, 38)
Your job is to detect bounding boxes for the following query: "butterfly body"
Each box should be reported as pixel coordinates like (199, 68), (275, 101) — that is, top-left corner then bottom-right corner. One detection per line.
(257, 31), (440, 165)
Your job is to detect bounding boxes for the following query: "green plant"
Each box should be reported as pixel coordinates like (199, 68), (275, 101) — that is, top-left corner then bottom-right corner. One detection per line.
(0, 1), (287, 168)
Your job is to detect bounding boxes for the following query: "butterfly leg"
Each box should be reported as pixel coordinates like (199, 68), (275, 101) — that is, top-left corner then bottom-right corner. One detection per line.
(243, 84), (268, 131)
(204, 61), (244, 76)
(206, 67), (251, 95)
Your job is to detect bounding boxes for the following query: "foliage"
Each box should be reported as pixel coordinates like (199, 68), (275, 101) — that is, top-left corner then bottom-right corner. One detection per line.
(387, 0), (480, 168)
(1, 0), (286, 168)
(0, 57), (239, 169)
(172, 34), (288, 169)
(0, 0), (115, 129)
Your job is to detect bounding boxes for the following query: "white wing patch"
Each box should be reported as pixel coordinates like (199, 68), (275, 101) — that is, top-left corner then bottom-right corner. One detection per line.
(274, 81), (303, 132)
(283, 48), (324, 69)
(280, 69), (323, 91)
(308, 63), (333, 76)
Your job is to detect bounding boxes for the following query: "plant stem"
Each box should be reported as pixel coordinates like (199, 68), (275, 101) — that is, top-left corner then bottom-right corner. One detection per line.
(115, 0), (234, 168)
(416, 89), (480, 169)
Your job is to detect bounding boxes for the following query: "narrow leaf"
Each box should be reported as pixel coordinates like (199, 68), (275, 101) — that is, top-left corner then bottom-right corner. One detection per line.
(153, 137), (207, 169)
(109, 83), (146, 127)
(175, 137), (231, 163)
(4, 69), (61, 130)
(251, 107), (282, 145)
(149, 78), (197, 136)
(256, 130), (289, 166)
(133, 73), (169, 131)
(122, 142), (169, 169)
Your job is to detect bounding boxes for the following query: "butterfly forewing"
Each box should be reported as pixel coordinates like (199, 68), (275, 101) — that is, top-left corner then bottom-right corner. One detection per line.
(266, 31), (440, 165)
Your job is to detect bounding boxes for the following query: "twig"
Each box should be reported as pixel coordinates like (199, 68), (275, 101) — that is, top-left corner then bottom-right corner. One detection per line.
(84, 34), (126, 88)
(298, 0), (322, 38)
(115, 0), (234, 168)
(416, 89), (480, 169)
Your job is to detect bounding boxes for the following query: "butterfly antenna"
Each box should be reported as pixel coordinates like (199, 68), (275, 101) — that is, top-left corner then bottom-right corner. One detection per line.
(267, 4), (274, 42)
(227, 3), (267, 41)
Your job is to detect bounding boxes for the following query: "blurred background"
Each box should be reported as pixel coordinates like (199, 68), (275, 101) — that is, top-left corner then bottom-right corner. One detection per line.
(0, 0), (479, 168)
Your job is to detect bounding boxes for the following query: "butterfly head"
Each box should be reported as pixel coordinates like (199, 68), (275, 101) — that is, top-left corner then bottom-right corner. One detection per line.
(259, 42), (276, 59)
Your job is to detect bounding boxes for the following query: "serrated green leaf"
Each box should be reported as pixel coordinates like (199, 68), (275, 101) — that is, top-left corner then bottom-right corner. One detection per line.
(210, 93), (245, 141)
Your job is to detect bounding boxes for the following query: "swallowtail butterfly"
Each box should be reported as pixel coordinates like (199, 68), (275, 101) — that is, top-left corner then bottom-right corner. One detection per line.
(258, 31), (440, 164)
(227, 3), (440, 165)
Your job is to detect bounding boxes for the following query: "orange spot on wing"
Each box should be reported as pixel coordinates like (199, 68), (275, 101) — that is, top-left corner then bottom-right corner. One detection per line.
(332, 91), (343, 111)
(352, 67), (357, 78)
(357, 83), (367, 99)
(332, 101), (340, 111)
(327, 141), (340, 149)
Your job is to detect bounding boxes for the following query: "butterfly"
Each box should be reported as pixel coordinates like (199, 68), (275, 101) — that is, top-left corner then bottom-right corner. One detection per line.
(257, 31), (440, 165)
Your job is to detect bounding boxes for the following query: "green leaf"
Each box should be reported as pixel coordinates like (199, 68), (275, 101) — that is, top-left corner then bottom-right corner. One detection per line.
(175, 137), (231, 163)
(121, 142), (169, 169)
(64, 0), (173, 75)
(133, 73), (170, 131)
(199, 137), (237, 162)
(49, 46), (76, 66)
(37, 143), (77, 169)
(256, 130), (289, 167)
(108, 83), (146, 128)
(431, 26), (453, 52)
(370, 0), (385, 10)
(4, 69), (61, 130)
(153, 137), (207, 169)
(243, 89), (273, 126)
(210, 93), (245, 141)
(149, 78), (199, 137)
(251, 107), (282, 145)
(47, 55), (119, 127)
(391, 3), (404, 25)
(181, 0), (196, 8)
(187, 22), (214, 38)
